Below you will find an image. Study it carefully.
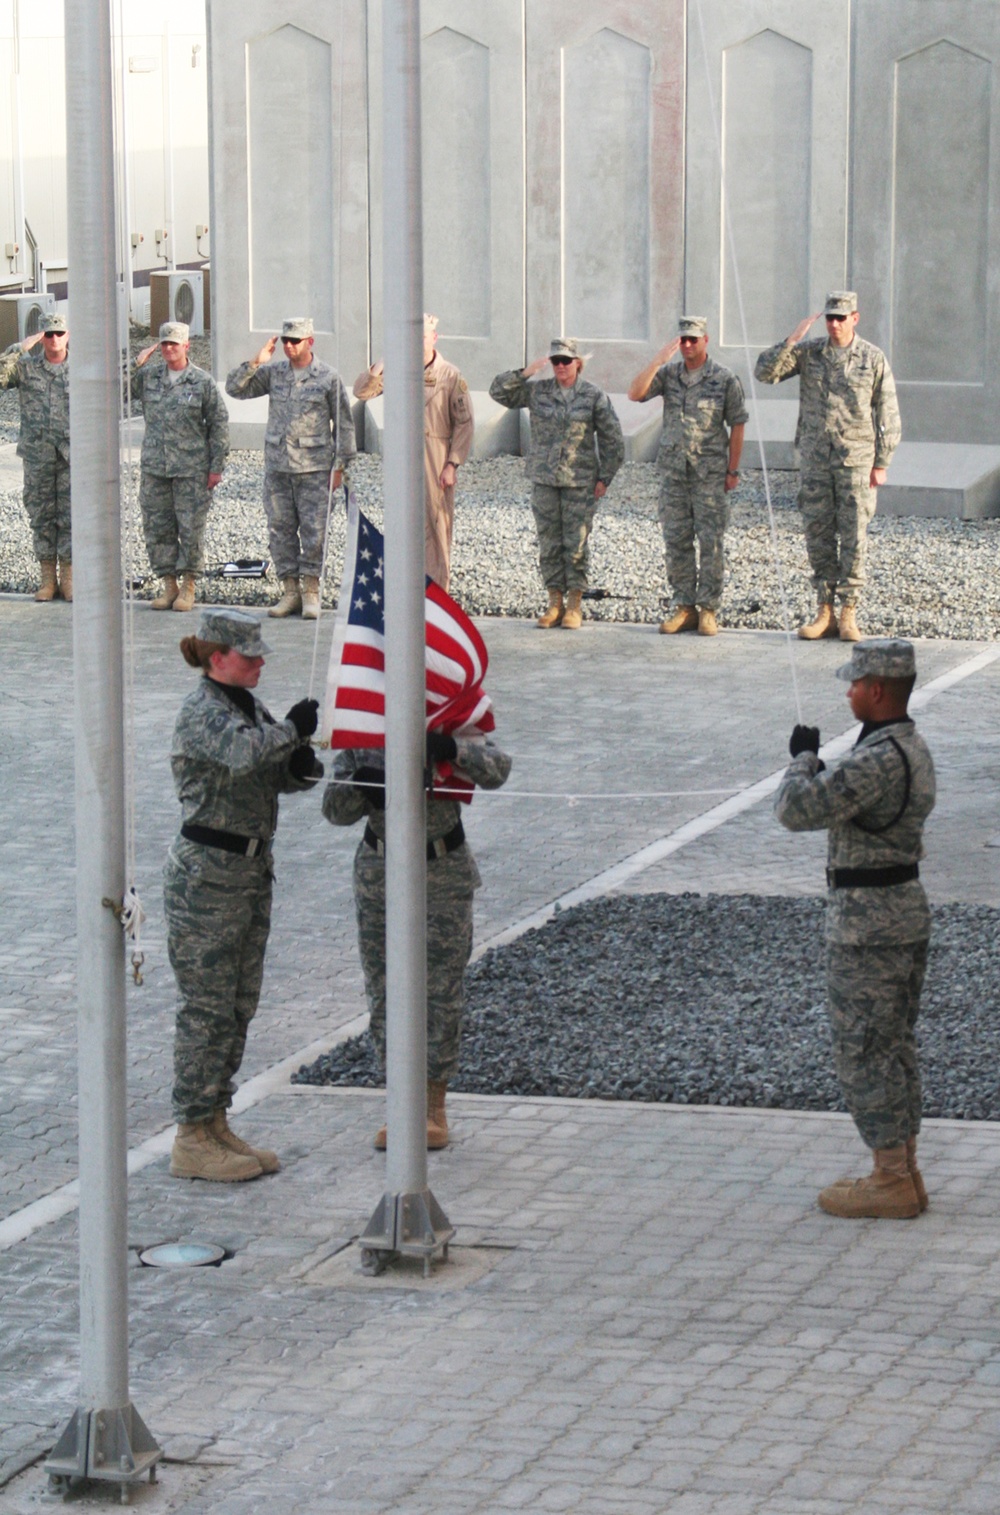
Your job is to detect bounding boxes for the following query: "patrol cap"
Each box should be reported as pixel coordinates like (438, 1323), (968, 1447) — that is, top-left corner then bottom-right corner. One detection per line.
(197, 608), (271, 658)
(836, 638), (916, 682)
(549, 337), (591, 361)
(281, 316), (314, 340)
(824, 290), (858, 315)
(423, 312), (439, 332)
(678, 316), (708, 337)
(42, 314), (68, 334)
(159, 321), (189, 344)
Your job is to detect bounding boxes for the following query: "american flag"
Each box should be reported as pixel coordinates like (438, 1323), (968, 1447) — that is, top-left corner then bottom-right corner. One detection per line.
(324, 500), (495, 797)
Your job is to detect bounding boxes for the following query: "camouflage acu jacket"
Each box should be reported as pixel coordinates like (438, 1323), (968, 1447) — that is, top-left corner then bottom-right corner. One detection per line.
(132, 359), (229, 477)
(489, 370), (624, 490)
(774, 719), (935, 945)
(0, 343), (70, 462)
(225, 356), (356, 474)
(754, 335), (901, 470)
(171, 677), (314, 844)
(643, 357), (748, 476)
(323, 738), (512, 890)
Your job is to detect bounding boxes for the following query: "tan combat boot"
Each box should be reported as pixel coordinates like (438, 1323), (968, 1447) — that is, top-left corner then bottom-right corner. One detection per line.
(34, 560), (58, 602)
(301, 574), (321, 620)
(697, 607), (718, 637)
(57, 561), (72, 602)
(210, 1108), (281, 1174)
(373, 1082), (450, 1151)
(169, 1120), (263, 1182)
(659, 605), (698, 635)
(151, 575), (179, 610)
(561, 589), (583, 630)
(797, 601), (838, 640)
(536, 589), (564, 629)
(906, 1135), (928, 1213)
(838, 604), (861, 642)
(172, 573), (197, 612)
(818, 1144), (920, 1219)
(427, 1080), (450, 1149)
(269, 576), (302, 618)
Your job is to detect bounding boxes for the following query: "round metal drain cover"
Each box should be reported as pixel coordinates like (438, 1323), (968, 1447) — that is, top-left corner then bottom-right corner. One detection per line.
(139, 1242), (225, 1269)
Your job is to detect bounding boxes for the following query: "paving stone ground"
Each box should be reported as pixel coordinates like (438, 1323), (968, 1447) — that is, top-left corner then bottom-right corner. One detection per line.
(0, 596), (998, 1512)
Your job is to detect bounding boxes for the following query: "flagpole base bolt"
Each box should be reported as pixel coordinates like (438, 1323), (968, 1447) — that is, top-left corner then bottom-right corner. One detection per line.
(359, 1187), (454, 1279)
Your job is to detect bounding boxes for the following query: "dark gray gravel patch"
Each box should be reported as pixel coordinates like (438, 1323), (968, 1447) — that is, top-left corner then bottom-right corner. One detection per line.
(293, 892), (1000, 1121)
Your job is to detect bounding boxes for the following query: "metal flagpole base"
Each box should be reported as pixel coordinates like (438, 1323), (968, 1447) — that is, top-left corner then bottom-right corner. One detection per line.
(45, 1403), (161, 1503)
(359, 1188), (454, 1278)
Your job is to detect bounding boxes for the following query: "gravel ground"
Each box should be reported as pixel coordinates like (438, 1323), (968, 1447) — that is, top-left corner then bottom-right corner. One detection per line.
(1, 333), (999, 637)
(293, 893), (1000, 1122)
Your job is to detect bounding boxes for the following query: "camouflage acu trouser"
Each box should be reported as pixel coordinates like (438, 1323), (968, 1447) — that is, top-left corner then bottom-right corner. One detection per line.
(530, 484), (596, 592)
(139, 472), (211, 578)
(263, 469), (333, 579)
(827, 939), (928, 1150)
(799, 465), (876, 605)
(658, 467), (728, 609)
(23, 454), (71, 561)
(164, 842), (273, 1123)
(353, 845), (474, 1082)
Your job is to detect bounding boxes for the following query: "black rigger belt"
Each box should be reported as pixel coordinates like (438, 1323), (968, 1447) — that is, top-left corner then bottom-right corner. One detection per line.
(363, 820), (465, 861)
(181, 823), (270, 858)
(826, 863), (919, 889)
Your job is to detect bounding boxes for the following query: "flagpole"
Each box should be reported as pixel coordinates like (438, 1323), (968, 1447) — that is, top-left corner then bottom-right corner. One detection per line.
(359, 0), (453, 1274)
(45, 0), (160, 1494)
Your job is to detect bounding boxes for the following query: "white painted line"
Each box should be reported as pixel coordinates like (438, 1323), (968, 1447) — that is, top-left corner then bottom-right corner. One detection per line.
(474, 643), (1000, 958)
(0, 1021), (367, 1253)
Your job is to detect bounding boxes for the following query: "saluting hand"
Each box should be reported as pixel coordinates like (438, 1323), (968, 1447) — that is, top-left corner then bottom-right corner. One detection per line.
(786, 313), (822, 347)
(21, 331), (44, 351)
(655, 336), (682, 365)
(253, 335), (279, 366)
(135, 343), (159, 367)
(522, 355), (550, 378)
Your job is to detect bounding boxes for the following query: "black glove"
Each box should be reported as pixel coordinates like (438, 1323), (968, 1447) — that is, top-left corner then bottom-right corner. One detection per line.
(352, 764), (386, 809)
(789, 724), (821, 758)
(426, 730), (458, 765)
(288, 746), (324, 782)
(285, 698), (319, 739)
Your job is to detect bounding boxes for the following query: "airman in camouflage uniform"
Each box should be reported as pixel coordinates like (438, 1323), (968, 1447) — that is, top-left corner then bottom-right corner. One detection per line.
(165, 608), (323, 1182)
(490, 337), (624, 630)
(774, 639), (936, 1220)
(226, 316), (356, 620)
(755, 291), (901, 642)
(0, 314), (72, 602)
(629, 317), (747, 636)
(323, 730), (512, 1148)
(131, 321), (229, 612)
(353, 313), (475, 591)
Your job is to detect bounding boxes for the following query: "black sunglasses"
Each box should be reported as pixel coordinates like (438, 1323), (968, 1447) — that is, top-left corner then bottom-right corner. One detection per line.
(825, 313), (849, 322)
(550, 355), (574, 367)
(282, 335), (306, 345)
(679, 335), (702, 345)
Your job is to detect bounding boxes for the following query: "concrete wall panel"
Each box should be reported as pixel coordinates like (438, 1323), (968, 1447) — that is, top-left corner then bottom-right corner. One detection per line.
(525, 0), (685, 394)
(366, 1), (524, 390)
(853, 1), (1000, 442)
(685, 0), (850, 394)
(205, 0), (369, 382)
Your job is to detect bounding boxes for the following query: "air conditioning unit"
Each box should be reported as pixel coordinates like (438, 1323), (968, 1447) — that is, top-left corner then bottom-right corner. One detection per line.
(149, 270), (204, 337)
(0, 291), (57, 347)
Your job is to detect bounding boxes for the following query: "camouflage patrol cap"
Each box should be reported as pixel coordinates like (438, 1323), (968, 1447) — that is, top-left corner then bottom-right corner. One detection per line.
(549, 337), (591, 361)
(281, 316), (314, 340)
(197, 608), (271, 658)
(836, 638), (916, 682)
(159, 321), (189, 344)
(678, 316), (708, 337)
(42, 314), (68, 334)
(423, 312), (439, 332)
(824, 291), (858, 315)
